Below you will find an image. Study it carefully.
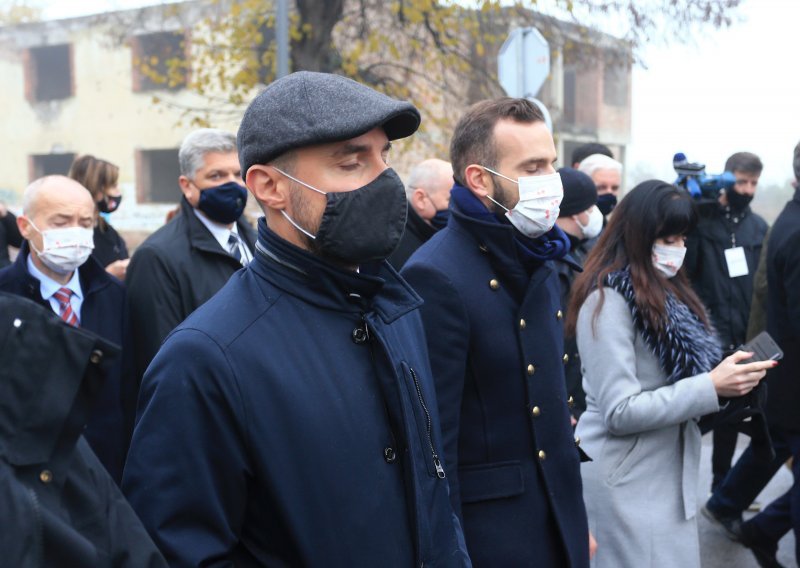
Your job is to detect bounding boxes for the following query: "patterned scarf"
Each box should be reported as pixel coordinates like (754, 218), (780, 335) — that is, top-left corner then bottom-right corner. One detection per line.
(606, 268), (722, 383)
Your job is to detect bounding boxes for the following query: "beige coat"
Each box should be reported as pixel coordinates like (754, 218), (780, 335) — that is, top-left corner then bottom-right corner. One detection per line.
(575, 289), (720, 568)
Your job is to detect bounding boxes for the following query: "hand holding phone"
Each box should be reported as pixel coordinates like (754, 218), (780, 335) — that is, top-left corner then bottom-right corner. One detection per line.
(738, 331), (784, 363)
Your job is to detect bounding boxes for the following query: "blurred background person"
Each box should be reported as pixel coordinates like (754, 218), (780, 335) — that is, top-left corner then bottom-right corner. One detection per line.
(570, 142), (613, 169)
(69, 154), (130, 281)
(0, 200), (23, 268)
(555, 167), (600, 420)
(577, 153), (623, 218)
(388, 158), (453, 268)
(567, 180), (773, 568)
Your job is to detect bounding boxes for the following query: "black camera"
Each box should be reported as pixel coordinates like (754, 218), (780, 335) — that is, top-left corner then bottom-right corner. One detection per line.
(673, 153), (736, 200)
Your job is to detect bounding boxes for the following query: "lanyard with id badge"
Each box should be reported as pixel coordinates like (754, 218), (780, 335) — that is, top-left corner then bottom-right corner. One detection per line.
(724, 230), (749, 278)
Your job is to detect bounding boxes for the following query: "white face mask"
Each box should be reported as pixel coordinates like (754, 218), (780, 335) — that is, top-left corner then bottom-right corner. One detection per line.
(29, 221), (94, 275)
(652, 243), (686, 278)
(483, 167), (563, 238)
(574, 205), (604, 240)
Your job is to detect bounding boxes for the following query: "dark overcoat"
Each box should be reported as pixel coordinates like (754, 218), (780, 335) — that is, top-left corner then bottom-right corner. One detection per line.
(402, 206), (590, 567)
(388, 204), (436, 269)
(122, 221), (470, 567)
(764, 187), (800, 431)
(0, 292), (165, 567)
(125, 197), (257, 380)
(0, 244), (133, 483)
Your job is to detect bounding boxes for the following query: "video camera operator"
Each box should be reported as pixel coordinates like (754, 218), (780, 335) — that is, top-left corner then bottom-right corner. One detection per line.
(684, 151), (768, 496)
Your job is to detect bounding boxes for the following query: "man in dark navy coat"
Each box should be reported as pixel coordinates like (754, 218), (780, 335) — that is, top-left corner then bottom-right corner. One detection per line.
(122, 71), (470, 567)
(402, 98), (592, 567)
(0, 176), (134, 484)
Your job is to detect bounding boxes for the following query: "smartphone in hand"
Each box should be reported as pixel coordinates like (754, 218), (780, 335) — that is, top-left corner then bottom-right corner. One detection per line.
(739, 331), (784, 363)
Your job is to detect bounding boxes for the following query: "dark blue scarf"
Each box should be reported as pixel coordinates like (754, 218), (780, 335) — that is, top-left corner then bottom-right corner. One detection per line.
(450, 184), (570, 262)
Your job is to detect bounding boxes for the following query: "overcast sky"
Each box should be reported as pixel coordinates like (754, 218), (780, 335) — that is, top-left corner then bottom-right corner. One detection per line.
(35, 0), (800, 186)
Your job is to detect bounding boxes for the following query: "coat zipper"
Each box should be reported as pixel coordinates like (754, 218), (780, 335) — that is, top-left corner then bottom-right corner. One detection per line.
(27, 487), (44, 568)
(409, 366), (446, 479)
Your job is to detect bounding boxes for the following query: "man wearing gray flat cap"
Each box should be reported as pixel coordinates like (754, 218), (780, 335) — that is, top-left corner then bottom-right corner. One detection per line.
(123, 71), (471, 567)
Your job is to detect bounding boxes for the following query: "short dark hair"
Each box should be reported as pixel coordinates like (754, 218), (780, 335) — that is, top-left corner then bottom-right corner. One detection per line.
(724, 152), (763, 175)
(449, 97), (544, 186)
(793, 141), (800, 181)
(572, 143), (613, 167)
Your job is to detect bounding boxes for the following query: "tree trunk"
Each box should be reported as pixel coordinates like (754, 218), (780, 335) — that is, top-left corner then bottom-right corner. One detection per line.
(291, 0), (345, 72)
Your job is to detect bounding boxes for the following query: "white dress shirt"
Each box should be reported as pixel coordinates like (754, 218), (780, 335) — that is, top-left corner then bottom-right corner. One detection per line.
(27, 254), (84, 323)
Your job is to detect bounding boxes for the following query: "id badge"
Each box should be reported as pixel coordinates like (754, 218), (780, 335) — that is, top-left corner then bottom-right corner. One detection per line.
(724, 247), (749, 278)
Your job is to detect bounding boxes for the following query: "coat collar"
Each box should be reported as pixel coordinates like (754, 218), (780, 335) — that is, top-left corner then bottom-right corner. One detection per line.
(406, 205), (436, 242)
(250, 219), (422, 322)
(181, 197), (256, 258)
(0, 292), (119, 467)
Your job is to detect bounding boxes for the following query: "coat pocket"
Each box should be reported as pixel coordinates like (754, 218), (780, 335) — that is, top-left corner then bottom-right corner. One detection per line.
(459, 461), (524, 504)
(606, 435), (642, 486)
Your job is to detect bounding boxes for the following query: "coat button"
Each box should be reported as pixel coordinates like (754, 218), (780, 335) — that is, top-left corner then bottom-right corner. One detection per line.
(527, 364), (536, 375)
(538, 450), (546, 461)
(531, 406), (541, 417)
(562, 353), (569, 364)
(384, 447), (397, 463)
(575, 436), (581, 446)
(519, 318), (526, 329)
(489, 279), (500, 290)
(478, 244), (489, 253)
(39, 469), (53, 484)
(13, 318), (22, 328)
(556, 310), (563, 320)
(352, 327), (368, 344)
(567, 395), (575, 408)
(89, 349), (103, 364)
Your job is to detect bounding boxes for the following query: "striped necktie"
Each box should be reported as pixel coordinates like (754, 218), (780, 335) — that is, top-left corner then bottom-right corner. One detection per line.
(53, 287), (78, 327)
(228, 232), (243, 265)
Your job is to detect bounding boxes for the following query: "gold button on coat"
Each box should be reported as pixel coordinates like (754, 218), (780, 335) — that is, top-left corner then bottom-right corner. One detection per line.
(567, 395), (575, 408)
(519, 319), (526, 329)
(478, 244), (489, 253)
(538, 450), (546, 461)
(527, 364), (535, 375)
(489, 279), (499, 290)
(556, 310), (563, 320)
(89, 349), (103, 364)
(562, 353), (569, 364)
(575, 436), (581, 446)
(531, 406), (541, 417)
(40, 469), (53, 484)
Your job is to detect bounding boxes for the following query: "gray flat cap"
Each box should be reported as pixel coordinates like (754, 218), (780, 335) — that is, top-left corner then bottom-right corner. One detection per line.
(238, 71), (421, 177)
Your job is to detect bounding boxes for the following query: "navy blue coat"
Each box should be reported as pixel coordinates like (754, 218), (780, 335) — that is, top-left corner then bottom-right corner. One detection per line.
(764, 187), (800, 431)
(0, 244), (134, 483)
(402, 206), (590, 567)
(122, 221), (470, 567)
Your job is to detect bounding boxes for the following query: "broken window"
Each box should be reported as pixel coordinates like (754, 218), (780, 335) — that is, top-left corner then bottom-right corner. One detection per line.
(131, 31), (188, 92)
(136, 149), (181, 203)
(24, 44), (74, 102)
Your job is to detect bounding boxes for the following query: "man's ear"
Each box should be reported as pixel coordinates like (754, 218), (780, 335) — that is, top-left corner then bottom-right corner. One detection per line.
(178, 176), (193, 201)
(247, 166), (287, 210)
(410, 187), (428, 211)
(464, 164), (491, 198)
(17, 215), (33, 240)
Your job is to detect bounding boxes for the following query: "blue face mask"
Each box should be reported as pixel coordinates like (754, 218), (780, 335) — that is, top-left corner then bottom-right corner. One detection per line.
(597, 193), (617, 216)
(197, 182), (248, 224)
(430, 209), (450, 230)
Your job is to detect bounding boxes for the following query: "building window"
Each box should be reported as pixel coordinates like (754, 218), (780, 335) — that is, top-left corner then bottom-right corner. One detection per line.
(136, 149), (181, 203)
(131, 31), (188, 92)
(29, 153), (76, 180)
(24, 44), (74, 102)
(603, 61), (628, 107)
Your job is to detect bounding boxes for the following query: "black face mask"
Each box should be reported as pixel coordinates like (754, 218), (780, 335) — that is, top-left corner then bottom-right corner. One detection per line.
(726, 186), (754, 212)
(97, 195), (122, 214)
(430, 209), (450, 231)
(597, 193), (617, 216)
(197, 181), (248, 224)
(277, 168), (408, 265)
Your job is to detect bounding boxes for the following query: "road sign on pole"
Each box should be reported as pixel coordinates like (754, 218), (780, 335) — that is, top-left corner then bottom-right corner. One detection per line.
(497, 27), (553, 131)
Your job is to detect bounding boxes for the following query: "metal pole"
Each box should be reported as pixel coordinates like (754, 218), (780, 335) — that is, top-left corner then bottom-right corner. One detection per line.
(276, 0), (290, 78)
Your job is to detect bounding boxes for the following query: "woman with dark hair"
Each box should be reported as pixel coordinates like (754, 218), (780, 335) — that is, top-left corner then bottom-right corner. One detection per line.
(69, 155), (129, 280)
(566, 180), (775, 567)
